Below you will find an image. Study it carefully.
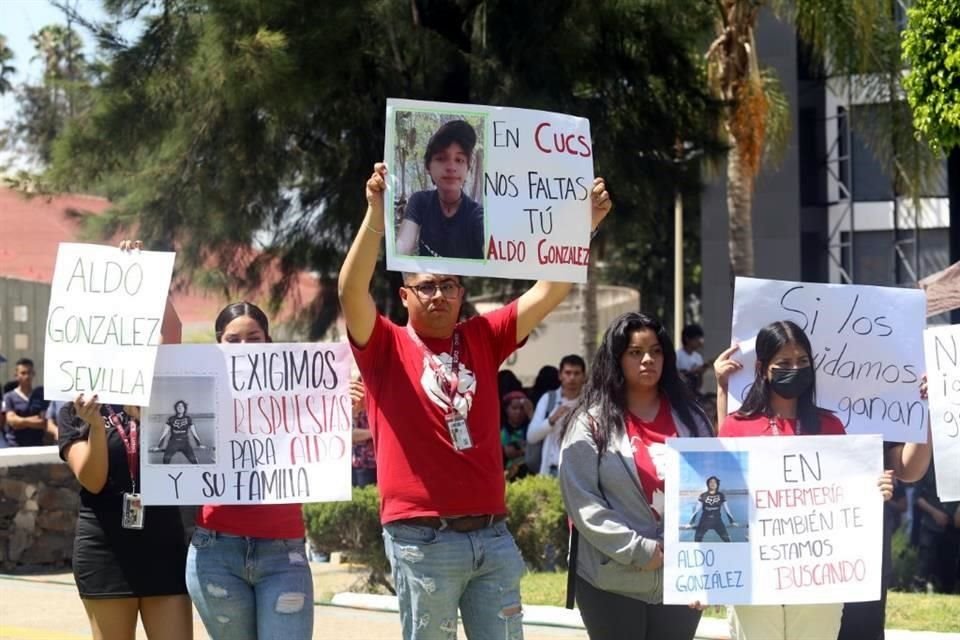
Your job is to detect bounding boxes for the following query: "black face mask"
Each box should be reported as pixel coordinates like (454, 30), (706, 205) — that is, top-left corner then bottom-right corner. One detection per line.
(769, 366), (814, 399)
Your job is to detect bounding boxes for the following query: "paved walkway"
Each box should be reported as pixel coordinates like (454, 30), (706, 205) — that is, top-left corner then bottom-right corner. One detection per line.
(0, 572), (584, 640)
(3, 570), (956, 640)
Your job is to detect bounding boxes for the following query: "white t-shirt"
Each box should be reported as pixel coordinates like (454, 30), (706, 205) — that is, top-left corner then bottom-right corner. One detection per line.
(528, 391), (579, 475)
(676, 349), (704, 373)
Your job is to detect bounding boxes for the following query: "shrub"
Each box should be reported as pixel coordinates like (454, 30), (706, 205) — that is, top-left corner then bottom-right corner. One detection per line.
(303, 485), (393, 593)
(303, 475), (571, 591)
(505, 475), (569, 571)
(890, 526), (919, 591)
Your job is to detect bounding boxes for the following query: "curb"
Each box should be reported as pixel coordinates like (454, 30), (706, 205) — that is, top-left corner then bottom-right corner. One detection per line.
(328, 592), (960, 639)
(330, 592), (729, 638)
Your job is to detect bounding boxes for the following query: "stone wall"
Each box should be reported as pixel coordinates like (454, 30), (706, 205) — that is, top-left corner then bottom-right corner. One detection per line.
(0, 462), (80, 571)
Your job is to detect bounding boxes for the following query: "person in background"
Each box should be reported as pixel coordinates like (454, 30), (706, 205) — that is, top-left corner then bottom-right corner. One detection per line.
(715, 320), (895, 640)
(185, 301), (314, 640)
(676, 324), (707, 395)
(560, 312), (713, 640)
(527, 354), (586, 477)
(351, 379), (377, 488)
(527, 365), (560, 408)
(46, 400), (65, 445)
(501, 390), (530, 482)
(2, 358), (49, 447)
(913, 462), (958, 593)
(57, 239), (192, 640)
(0, 354), (5, 448)
(498, 369), (524, 397)
(498, 369), (529, 427)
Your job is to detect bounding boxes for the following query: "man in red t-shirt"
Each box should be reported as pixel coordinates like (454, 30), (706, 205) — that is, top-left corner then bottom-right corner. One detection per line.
(339, 162), (611, 640)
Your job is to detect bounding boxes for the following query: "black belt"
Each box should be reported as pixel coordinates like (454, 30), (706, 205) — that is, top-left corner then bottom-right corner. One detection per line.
(395, 514), (506, 532)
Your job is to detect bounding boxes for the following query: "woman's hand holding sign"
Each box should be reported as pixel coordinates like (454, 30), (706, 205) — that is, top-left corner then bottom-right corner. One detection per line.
(590, 177), (612, 231)
(877, 469), (894, 502)
(75, 393), (101, 426)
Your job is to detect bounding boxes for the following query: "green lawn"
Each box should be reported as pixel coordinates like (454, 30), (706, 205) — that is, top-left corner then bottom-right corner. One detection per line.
(520, 572), (960, 633)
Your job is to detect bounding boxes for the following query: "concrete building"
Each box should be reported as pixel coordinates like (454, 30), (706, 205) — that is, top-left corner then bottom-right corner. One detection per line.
(700, 9), (954, 367)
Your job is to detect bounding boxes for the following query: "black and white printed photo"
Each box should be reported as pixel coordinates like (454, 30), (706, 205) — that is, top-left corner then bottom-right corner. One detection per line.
(145, 376), (217, 465)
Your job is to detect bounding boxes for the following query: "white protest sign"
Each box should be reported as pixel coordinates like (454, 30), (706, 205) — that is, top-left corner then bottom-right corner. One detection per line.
(664, 435), (883, 605)
(140, 343), (352, 505)
(384, 98), (593, 282)
(43, 243), (175, 405)
(923, 325), (960, 501)
(728, 277), (928, 442)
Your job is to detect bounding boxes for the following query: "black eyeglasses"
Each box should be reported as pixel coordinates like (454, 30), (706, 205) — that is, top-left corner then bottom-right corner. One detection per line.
(405, 281), (463, 299)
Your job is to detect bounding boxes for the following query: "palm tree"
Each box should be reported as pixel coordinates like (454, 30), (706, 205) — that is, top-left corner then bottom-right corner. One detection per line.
(707, 0), (942, 278)
(0, 35), (15, 95)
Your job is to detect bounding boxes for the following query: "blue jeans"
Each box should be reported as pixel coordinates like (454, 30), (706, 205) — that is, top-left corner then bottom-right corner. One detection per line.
(383, 519), (525, 640)
(185, 527), (314, 640)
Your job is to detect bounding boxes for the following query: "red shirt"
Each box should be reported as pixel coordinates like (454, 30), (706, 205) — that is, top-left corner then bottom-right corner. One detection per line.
(351, 303), (521, 524)
(719, 411), (846, 437)
(197, 504), (305, 539)
(625, 398), (677, 520)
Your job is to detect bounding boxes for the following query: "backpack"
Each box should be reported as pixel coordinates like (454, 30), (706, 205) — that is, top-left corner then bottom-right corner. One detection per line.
(525, 389), (558, 474)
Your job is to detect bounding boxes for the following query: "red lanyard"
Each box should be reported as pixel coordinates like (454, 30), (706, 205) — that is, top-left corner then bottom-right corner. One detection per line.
(406, 324), (462, 408)
(106, 407), (139, 490)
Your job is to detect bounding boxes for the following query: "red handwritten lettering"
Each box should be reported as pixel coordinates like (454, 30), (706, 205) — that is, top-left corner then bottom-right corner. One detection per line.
(533, 122), (592, 157)
(537, 239), (590, 266)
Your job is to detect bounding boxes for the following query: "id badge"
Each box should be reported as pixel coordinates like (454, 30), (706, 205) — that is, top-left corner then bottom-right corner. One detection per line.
(122, 492), (145, 530)
(445, 413), (473, 451)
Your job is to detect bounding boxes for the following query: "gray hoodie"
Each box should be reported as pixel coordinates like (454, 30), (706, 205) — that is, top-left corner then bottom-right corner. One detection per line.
(559, 405), (712, 603)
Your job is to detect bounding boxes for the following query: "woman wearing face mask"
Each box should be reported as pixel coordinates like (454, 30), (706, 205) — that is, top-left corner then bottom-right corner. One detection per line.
(184, 302), (314, 640)
(716, 320), (893, 640)
(559, 312), (714, 640)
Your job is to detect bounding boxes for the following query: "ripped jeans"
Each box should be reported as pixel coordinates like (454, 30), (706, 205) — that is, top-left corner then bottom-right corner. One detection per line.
(185, 527), (314, 640)
(383, 519), (524, 640)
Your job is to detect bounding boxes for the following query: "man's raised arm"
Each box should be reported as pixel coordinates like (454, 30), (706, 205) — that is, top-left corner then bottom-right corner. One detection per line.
(338, 163), (388, 348)
(516, 177), (612, 343)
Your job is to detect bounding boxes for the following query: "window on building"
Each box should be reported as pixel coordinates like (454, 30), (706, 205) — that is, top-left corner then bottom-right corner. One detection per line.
(841, 228), (950, 286)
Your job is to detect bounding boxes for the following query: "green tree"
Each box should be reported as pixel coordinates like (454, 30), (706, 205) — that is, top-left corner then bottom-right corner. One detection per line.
(903, 0), (960, 321)
(6, 24), (95, 164)
(903, 0), (960, 152)
(708, 0), (943, 278)
(0, 35), (15, 95)
(46, 0), (721, 335)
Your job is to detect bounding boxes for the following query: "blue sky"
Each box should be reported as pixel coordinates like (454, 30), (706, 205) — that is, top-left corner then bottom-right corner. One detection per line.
(1, 1), (142, 168)
(1, 1), (145, 123)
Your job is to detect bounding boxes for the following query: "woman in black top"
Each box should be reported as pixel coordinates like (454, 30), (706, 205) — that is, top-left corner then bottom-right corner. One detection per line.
(395, 119), (485, 259)
(155, 400), (203, 464)
(57, 240), (192, 640)
(688, 476), (738, 542)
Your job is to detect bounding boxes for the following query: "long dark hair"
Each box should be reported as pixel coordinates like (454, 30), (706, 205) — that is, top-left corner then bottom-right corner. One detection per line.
(736, 320), (822, 435)
(214, 301), (271, 343)
(528, 365), (560, 406)
(568, 312), (710, 453)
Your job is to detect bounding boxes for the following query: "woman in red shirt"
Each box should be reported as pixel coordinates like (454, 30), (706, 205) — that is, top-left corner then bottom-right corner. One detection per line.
(715, 320), (892, 640)
(559, 312), (714, 640)
(184, 302), (313, 640)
